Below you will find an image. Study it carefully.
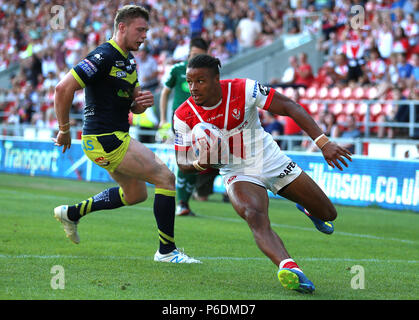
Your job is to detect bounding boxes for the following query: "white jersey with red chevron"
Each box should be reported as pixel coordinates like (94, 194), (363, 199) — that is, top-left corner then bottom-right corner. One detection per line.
(173, 78), (281, 176)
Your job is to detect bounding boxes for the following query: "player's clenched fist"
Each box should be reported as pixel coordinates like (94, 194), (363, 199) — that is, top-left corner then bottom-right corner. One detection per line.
(131, 90), (154, 114)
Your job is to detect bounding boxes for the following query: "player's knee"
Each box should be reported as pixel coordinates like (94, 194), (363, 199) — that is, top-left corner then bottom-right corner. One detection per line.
(244, 208), (269, 230)
(155, 167), (175, 191)
(164, 170), (176, 190)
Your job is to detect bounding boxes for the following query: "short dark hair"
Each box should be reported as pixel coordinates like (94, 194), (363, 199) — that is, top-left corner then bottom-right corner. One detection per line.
(190, 37), (209, 52)
(114, 5), (149, 32)
(187, 54), (221, 75)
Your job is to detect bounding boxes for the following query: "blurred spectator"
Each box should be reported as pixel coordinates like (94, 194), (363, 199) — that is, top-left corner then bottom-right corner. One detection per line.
(189, 0), (204, 38)
(318, 31), (342, 61)
(224, 29), (239, 56)
(277, 55), (299, 87)
(339, 28), (366, 83)
(340, 114), (361, 154)
(409, 52), (419, 84)
(397, 52), (414, 87)
(210, 41), (230, 65)
(135, 47), (159, 92)
(294, 52), (314, 88)
(281, 90), (309, 150)
(364, 48), (387, 85)
(235, 10), (262, 53)
(331, 53), (349, 85)
(401, 13), (418, 46)
(377, 87), (408, 138)
(262, 111), (283, 145)
(392, 26), (410, 54)
(387, 52), (401, 85)
(376, 21), (394, 59)
(43, 71), (59, 91)
(41, 50), (58, 78)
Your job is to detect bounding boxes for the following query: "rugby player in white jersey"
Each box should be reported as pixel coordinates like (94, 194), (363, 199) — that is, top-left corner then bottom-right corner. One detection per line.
(173, 54), (352, 293)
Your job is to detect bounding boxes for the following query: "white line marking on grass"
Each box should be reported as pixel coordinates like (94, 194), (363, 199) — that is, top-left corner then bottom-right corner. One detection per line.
(0, 254), (418, 264)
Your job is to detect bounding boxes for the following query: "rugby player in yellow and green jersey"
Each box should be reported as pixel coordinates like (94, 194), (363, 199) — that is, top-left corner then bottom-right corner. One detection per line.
(53, 5), (200, 263)
(159, 38), (209, 216)
(71, 39), (140, 136)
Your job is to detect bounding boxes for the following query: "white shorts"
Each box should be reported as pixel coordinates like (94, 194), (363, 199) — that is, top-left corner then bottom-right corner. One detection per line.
(222, 154), (302, 195)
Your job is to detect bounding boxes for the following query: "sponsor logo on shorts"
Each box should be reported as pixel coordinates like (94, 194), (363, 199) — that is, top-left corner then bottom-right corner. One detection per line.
(278, 161), (297, 178)
(95, 156), (110, 166)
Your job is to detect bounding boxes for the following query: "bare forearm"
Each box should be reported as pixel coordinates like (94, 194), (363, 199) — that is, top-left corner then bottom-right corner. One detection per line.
(285, 101), (323, 139)
(269, 92), (323, 139)
(54, 84), (75, 126)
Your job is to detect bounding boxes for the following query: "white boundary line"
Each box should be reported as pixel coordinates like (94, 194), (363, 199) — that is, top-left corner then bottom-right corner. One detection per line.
(0, 254), (417, 264)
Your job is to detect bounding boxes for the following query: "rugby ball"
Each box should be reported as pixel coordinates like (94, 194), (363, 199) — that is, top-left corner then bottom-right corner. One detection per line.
(191, 122), (228, 168)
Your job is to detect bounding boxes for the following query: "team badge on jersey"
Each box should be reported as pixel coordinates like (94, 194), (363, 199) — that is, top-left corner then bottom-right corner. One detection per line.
(93, 53), (104, 62)
(232, 108), (241, 120)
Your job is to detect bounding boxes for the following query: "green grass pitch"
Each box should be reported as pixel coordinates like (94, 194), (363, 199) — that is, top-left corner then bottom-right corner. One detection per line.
(1, 173), (418, 300)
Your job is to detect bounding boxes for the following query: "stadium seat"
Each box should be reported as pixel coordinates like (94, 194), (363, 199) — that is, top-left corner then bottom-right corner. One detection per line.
(318, 87), (329, 99)
(341, 87), (352, 100)
(344, 102), (356, 114)
(284, 87), (295, 98)
(329, 102), (343, 115)
(370, 103), (383, 116)
(329, 87), (341, 99)
(308, 102), (319, 114)
(305, 86), (317, 99)
(353, 87), (365, 99)
(297, 86), (306, 98)
(366, 87), (378, 99)
(357, 102), (368, 116)
(383, 103), (395, 116)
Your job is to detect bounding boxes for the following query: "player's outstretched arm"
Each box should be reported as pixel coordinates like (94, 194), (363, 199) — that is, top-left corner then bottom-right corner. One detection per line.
(267, 91), (352, 170)
(53, 72), (82, 153)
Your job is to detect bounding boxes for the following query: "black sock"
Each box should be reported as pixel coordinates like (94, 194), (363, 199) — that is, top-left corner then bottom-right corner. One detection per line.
(154, 188), (176, 254)
(67, 187), (127, 221)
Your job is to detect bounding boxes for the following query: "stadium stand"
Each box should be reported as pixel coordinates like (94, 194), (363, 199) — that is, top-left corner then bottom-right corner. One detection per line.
(0, 0), (418, 158)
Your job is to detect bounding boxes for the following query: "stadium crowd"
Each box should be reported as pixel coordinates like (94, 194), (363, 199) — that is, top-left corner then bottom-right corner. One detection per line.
(0, 0), (418, 146)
